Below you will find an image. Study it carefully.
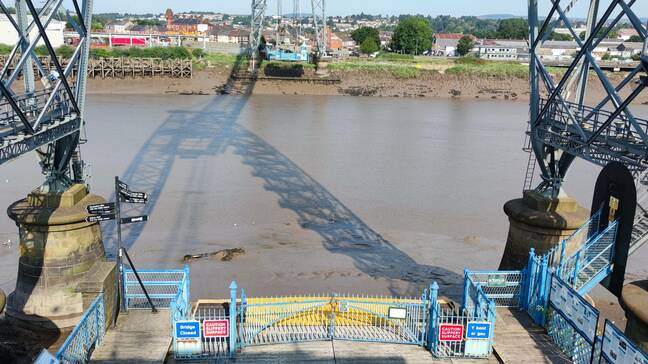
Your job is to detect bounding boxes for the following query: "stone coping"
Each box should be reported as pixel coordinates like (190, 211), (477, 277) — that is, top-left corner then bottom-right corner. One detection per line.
(7, 185), (107, 226)
(620, 280), (648, 324)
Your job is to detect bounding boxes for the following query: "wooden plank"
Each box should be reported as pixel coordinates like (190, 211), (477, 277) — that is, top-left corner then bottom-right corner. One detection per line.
(493, 308), (570, 364)
(90, 310), (171, 364)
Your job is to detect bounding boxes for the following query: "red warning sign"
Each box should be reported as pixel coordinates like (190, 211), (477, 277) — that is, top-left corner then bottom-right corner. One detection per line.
(203, 319), (229, 338)
(439, 324), (464, 341)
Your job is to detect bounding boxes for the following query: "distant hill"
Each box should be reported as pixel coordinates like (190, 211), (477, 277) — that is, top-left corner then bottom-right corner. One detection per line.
(478, 14), (525, 20)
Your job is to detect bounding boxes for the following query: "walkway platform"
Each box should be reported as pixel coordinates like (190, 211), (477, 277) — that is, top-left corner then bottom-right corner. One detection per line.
(224, 341), (499, 363)
(90, 310), (171, 364)
(493, 308), (569, 364)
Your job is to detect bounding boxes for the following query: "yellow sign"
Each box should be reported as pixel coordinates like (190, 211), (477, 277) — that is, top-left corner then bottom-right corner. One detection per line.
(608, 196), (619, 222)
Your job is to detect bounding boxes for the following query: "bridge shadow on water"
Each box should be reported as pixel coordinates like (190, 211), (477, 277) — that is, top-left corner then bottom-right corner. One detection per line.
(107, 57), (463, 299)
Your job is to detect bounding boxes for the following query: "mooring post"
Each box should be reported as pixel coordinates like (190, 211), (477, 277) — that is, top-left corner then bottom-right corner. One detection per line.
(475, 283), (483, 318)
(183, 264), (190, 313)
(240, 289), (246, 326)
(537, 256), (549, 326)
(462, 268), (470, 311)
(519, 267), (528, 310)
(229, 281), (238, 356)
(524, 248), (536, 311)
(427, 282), (439, 352)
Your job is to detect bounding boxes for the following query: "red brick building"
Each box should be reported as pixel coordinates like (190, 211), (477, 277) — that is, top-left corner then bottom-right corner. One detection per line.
(165, 8), (211, 33)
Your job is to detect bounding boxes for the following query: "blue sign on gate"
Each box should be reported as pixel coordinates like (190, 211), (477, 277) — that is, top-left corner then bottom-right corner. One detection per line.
(466, 322), (492, 339)
(175, 320), (201, 339)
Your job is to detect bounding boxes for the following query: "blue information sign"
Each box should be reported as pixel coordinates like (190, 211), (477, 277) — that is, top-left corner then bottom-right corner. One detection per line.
(466, 322), (492, 339)
(175, 320), (201, 339)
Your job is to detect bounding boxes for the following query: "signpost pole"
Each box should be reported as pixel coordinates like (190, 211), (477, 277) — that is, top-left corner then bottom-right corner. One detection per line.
(122, 248), (158, 313)
(115, 176), (126, 314)
(229, 281), (238, 357)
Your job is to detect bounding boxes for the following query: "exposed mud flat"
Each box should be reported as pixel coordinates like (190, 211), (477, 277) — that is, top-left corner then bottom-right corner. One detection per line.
(88, 68), (648, 105)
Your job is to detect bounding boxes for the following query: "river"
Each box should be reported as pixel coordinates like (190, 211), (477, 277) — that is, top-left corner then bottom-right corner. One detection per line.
(0, 95), (645, 310)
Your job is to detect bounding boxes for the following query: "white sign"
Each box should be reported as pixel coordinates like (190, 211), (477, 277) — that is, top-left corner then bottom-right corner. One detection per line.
(602, 320), (648, 364)
(549, 276), (599, 343)
(388, 307), (407, 319)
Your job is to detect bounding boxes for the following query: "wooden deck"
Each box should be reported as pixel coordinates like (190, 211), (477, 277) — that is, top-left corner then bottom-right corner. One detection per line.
(90, 310), (171, 364)
(228, 341), (499, 364)
(493, 308), (570, 364)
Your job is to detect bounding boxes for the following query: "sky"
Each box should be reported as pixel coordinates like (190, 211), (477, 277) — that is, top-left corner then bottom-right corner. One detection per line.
(92, 0), (648, 18)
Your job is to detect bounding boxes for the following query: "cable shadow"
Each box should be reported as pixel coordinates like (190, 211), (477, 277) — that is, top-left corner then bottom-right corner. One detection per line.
(102, 55), (253, 253)
(227, 126), (463, 299)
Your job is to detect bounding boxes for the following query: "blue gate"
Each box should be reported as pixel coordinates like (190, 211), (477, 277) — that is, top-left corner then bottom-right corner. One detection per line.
(237, 289), (432, 347)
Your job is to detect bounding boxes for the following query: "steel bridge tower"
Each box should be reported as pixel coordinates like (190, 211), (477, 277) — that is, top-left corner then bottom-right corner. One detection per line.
(524, 0), (648, 254)
(250, 0), (267, 69)
(0, 0), (93, 191)
(249, 0), (327, 67)
(310, 0), (326, 56)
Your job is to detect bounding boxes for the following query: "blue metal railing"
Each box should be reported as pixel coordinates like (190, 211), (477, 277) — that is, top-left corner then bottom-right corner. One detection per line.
(557, 220), (618, 294)
(123, 266), (188, 310)
(463, 269), (525, 308)
(545, 209), (601, 268)
(56, 293), (105, 364)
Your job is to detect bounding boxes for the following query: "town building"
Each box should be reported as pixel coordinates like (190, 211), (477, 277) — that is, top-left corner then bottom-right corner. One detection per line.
(337, 33), (356, 49)
(477, 40), (527, 60)
(165, 8), (210, 33)
(0, 14), (65, 47)
(105, 20), (133, 33)
(228, 29), (250, 45)
(434, 33), (470, 56)
(328, 31), (343, 50)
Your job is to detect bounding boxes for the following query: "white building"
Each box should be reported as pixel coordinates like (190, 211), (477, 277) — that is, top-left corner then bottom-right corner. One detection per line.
(0, 15), (65, 48)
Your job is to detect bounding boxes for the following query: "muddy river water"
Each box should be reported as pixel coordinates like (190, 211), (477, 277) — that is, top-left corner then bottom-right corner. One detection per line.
(0, 95), (646, 318)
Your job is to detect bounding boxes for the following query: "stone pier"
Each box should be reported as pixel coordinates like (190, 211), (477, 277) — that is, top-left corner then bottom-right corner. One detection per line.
(620, 280), (648, 352)
(6, 184), (112, 329)
(499, 190), (589, 270)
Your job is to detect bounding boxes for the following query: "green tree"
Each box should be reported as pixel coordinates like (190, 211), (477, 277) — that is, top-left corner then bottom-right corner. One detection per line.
(549, 32), (573, 41)
(359, 37), (379, 54)
(390, 17), (433, 54)
(191, 48), (206, 58)
(135, 19), (164, 27)
(497, 18), (528, 39)
(629, 35), (643, 43)
(456, 35), (474, 56)
(579, 28), (619, 40)
(351, 26), (380, 47)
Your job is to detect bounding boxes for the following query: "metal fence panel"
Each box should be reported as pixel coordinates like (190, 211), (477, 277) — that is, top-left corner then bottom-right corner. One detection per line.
(56, 293), (106, 364)
(238, 293), (430, 347)
(123, 267), (188, 310)
(333, 296), (427, 345)
(434, 305), (493, 359)
(240, 296), (331, 346)
(465, 270), (524, 308)
(546, 275), (599, 364)
(175, 305), (230, 361)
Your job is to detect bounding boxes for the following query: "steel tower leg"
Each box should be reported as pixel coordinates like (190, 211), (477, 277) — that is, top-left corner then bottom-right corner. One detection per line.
(250, 0), (267, 71)
(525, 0), (648, 196)
(15, 0), (35, 97)
(311, 0), (326, 56)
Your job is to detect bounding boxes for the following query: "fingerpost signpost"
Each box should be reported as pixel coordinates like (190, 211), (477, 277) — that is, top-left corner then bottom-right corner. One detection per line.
(85, 176), (154, 326)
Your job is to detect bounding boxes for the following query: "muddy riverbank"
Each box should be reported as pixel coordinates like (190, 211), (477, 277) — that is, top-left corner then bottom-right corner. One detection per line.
(87, 68), (648, 104)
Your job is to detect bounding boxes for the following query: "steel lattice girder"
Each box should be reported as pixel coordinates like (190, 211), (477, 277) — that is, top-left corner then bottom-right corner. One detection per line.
(250, 0), (267, 59)
(528, 0), (648, 189)
(0, 0), (92, 167)
(311, 0), (326, 54)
